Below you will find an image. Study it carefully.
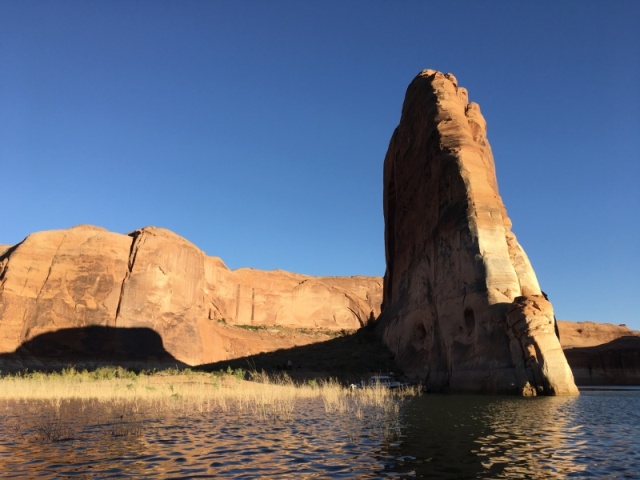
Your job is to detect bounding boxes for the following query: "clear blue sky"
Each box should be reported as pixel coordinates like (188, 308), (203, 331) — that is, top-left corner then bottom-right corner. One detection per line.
(1, 1), (638, 329)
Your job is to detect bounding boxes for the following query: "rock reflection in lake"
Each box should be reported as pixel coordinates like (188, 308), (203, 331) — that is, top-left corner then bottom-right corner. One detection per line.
(1, 390), (639, 478)
(388, 390), (640, 478)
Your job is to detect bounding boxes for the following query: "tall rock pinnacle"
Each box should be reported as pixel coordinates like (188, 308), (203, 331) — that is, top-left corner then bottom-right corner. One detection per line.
(379, 70), (578, 395)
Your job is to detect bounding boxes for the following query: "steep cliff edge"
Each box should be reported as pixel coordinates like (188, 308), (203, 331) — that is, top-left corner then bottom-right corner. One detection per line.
(0, 225), (382, 367)
(379, 70), (578, 395)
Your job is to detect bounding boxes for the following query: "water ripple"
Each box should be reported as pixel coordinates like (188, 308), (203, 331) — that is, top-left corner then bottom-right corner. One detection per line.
(2, 391), (640, 478)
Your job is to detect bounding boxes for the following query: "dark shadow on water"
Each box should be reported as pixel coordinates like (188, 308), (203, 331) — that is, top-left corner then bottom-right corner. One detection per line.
(197, 327), (399, 384)
(386, 393), (585, 479)
(0, 326), (187, 373)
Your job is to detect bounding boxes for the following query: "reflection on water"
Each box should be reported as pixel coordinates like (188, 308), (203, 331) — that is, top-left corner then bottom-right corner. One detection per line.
(1, 391), (639, 478)
(0, 397), (401, 478)
(392, 390), (640, 478)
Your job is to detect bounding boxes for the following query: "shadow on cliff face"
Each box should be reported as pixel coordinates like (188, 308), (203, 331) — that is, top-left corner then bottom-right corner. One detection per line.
(0, 326), (187, 373)
(197, 327), (399, 384)
(564, 336), (640, 386)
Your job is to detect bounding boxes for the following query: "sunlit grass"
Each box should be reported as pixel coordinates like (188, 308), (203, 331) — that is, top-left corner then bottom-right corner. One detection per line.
(0, 367), (420, 443)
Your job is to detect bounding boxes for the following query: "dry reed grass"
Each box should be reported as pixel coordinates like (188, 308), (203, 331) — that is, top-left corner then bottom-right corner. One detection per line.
(0, 367), (419, 442)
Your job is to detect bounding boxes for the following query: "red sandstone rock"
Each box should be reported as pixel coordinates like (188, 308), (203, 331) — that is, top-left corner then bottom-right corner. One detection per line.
(0, 225), (382, 367)
(379, 70), (578, 395)
(0, 224), (635, 384)
(558, 320), (640, 385)
(557, 320), (639, 348)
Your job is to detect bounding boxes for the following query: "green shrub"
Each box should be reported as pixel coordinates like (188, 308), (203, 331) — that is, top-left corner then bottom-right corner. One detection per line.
(236, 324), (266, 332)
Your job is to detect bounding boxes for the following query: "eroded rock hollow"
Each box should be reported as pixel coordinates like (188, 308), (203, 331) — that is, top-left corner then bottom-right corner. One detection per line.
(379, 70), (578, 395)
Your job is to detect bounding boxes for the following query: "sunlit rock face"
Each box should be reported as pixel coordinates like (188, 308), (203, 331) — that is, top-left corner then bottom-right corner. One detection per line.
(558, 320), (640, 385)
(0, 225), (382, 366)
(379, 70), (578, 395)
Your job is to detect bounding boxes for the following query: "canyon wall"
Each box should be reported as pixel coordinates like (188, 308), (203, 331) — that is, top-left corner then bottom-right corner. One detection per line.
(0, 225), (636, 384)
(558, 321), (640, 385)
(379, 70), (578, 395)
(0, 225), (382, 367)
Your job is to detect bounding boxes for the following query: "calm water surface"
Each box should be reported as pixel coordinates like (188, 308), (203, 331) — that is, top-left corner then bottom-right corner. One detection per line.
(1, 389), (639, 478)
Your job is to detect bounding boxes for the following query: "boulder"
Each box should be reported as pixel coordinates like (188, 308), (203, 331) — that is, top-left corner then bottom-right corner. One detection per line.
(379, 70), (578, 395)
(0, 225), (382, 368)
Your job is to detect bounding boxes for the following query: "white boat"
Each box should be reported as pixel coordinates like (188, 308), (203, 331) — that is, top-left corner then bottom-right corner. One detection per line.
(350, 374), (408, 390)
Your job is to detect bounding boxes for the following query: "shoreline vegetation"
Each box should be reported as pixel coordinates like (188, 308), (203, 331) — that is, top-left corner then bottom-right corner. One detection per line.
(0, 366), (421, 443)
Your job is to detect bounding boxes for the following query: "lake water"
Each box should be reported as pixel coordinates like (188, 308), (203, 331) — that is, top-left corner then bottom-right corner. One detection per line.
(1, 388), (639, 478)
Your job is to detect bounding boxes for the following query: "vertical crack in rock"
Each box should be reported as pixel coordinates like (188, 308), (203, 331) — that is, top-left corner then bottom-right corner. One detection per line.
(114, 229), (146, 326)
(250, 287), (255, 323)
(378, 69), (578, 395)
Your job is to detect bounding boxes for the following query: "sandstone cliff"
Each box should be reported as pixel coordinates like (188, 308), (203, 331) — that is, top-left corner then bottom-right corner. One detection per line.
(379, 70), (578, 395)
(1, 225), (636, 384)
(0, 225), (382, 367)
(557, 320), (639, 348)
(558, 321), (640, 385)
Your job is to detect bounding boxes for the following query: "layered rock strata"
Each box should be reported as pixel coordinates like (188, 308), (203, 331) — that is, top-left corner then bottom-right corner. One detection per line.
(379, 70), (578, 395)
(0, 225), (382, 366)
